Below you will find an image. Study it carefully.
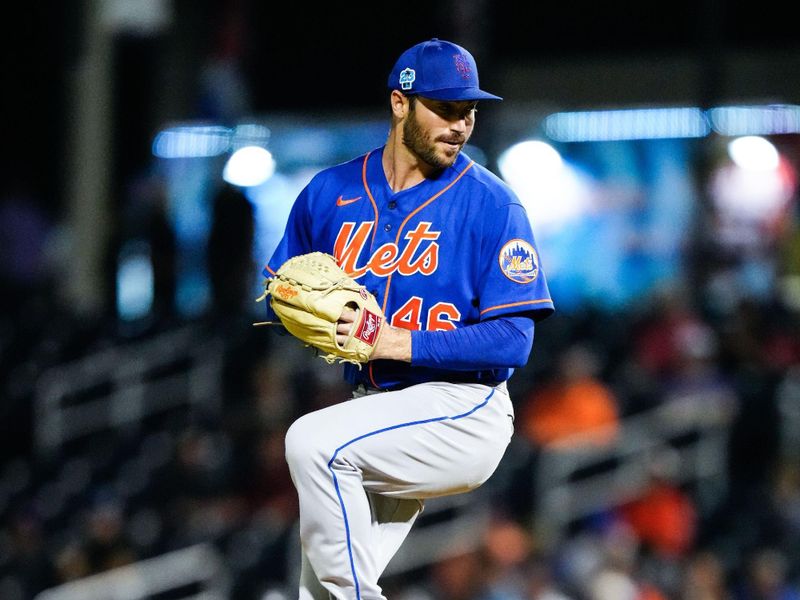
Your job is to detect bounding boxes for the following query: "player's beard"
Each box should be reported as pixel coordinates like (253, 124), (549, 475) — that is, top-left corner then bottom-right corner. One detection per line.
(402, 107), (468, 170)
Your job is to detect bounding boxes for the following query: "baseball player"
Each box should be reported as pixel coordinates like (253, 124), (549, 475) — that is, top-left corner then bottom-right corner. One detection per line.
(263, 38), (554, 600)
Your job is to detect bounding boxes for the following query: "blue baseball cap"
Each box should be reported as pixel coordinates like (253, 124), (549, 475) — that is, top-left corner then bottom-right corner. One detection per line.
(388, 38), (502, 102)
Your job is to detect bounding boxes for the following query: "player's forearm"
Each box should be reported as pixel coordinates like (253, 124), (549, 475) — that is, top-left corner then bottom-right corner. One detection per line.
(410, 316), (534, 370)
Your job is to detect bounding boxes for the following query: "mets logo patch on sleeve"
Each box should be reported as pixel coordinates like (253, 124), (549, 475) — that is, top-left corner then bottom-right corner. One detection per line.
(499, 239), (539, 283)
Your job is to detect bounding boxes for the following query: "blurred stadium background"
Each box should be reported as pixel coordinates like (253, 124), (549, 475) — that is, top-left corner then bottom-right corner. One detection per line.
(2, 1), (800, 599)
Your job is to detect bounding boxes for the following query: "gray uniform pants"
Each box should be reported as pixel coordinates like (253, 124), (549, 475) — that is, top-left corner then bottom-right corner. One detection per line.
(285, 380), (514, 600)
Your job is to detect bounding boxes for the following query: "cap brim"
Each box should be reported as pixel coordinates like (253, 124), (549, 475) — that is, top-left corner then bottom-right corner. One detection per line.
(413, 88), (503, 101)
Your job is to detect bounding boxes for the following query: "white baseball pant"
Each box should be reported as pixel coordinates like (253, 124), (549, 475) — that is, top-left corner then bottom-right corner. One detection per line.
(284, 380), (515, 600)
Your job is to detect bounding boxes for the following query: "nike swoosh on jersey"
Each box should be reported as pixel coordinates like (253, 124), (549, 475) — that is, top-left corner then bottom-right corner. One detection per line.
(336, 195), (363, 206)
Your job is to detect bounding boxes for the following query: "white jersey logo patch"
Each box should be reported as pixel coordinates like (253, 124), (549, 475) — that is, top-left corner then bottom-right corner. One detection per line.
(499, 239), (539, 284)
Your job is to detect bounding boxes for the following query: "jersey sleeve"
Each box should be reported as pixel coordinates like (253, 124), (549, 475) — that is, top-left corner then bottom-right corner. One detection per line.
(477, 202), (554, 322)
(262, 183), (314, 277)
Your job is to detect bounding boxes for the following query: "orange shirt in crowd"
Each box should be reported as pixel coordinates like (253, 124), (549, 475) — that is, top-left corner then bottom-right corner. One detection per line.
(620, 482), (697, 557)
(519, 377), (619, 448)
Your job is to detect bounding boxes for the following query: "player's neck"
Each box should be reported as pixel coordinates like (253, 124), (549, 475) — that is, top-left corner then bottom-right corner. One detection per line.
(383, 131), (441, 193)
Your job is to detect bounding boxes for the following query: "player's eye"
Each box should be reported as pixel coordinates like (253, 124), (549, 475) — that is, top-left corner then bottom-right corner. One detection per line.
(457, 108), (477, 122)
(435, 104), (454, 118)
(436, 104), (477, 121)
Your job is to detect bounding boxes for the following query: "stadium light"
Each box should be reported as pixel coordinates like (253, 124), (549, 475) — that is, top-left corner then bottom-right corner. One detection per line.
(222, 146), (276, 187)
(727, 136), (780, 171)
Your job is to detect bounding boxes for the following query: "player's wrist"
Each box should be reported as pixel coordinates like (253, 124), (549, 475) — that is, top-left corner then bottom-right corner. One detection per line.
(372, 324), (412, 362)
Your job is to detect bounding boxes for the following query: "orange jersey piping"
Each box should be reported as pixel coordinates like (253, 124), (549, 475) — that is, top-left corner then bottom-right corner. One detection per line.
(368, 362), (381, 389)
(479, 299), (552, 316)
(361, 151), (381, 249)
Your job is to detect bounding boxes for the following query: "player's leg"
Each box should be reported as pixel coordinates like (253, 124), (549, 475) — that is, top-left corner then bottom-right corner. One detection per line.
(299, 548), (332, 600)
(284, 381), (513, 600)
(366, 493), (424, 575)
(295, 480), (423, 597)
(285, 403), (389, 600)
(342, 381), (514, 500)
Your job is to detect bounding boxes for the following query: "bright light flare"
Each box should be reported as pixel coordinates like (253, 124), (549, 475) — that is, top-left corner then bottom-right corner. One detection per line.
(544, 107), (709, 142)
(497, 140), (591, 231)
(152, 126), (231, 158)
(498, 140), (564, 179)
(222, 146), (276, 187)
(727, 136), (780, 171)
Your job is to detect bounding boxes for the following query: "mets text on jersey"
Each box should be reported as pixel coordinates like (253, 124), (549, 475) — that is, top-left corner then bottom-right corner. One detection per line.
(334, 221), (440, 278)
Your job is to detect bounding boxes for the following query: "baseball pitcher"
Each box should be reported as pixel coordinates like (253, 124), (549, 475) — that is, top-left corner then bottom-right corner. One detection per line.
(261, 38), (554, 600)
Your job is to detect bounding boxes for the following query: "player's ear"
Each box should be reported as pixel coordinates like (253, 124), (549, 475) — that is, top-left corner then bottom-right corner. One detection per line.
(390, 90), (409, 120)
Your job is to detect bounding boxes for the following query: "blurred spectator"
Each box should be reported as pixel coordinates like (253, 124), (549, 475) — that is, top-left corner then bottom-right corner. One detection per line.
(519, 344), (619, 449)
(524, 557), (574, 600)
(207, 184), (256, 319)
(586, 569), (638, 600)
(719, 299), (781, 373)
(716, 300), (782, 521)
(658, 318), (738, 429)
(396, 548), (485, 600)
(430, 550), (484, 600)
(80, 496), (137, 574)
(618, 454), (697, 559)
(4, 511), (56, 596)
(479, 517), (535, 599)
(770, 462), (800, 558)
(585, 561), (663, 600)
(734, 548), (800, 600)
(681, 551), (730, 600)
(155, 427), (245, 546)
(554, 525), (634, 598)
(0, 188), (54, 315)
(53, 542), (91, 584)
(631, 288), (701, 379)
(581, 523), (667, 600)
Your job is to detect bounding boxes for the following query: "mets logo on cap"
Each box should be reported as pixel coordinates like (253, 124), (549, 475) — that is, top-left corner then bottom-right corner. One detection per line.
(499, 239), (539, 283)
(453, 54), (472, 79)
(399, 68), (416, 90)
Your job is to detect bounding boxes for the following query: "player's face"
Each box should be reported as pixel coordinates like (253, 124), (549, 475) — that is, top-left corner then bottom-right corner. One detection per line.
(402, 96), (477, 169)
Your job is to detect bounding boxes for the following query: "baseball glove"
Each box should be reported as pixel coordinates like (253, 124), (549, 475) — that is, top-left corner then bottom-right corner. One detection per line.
(256, 252), (385, 366)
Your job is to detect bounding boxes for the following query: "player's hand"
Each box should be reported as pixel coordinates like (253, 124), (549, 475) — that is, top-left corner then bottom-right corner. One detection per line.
(336, 307), (357, 346)
(337, 308), (412, 362)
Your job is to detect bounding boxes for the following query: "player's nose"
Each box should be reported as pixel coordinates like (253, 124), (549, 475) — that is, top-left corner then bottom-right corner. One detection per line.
(450, 118), (467, 134)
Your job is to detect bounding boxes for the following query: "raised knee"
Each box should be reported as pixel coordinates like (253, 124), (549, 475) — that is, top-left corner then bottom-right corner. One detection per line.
(284, 417), (308, 469)
(285, 414), (327, 471)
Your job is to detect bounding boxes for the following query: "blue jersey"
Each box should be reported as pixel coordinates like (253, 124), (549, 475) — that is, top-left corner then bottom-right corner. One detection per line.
(265, 146), (554, 390)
